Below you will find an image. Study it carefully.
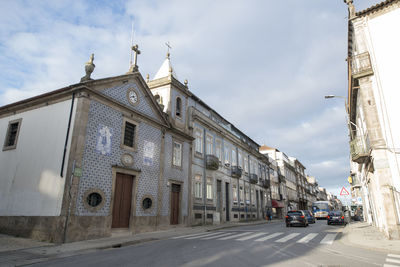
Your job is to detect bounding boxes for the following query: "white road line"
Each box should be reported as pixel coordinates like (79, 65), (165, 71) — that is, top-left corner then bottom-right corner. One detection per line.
(296, 233), (318, 243)
(185, 232), (223, 239)
(218, 232), (253, 240)
(275, 233), (300, 243)
(386, 258), (400, 264)
(388, 254), (400, 259)
(383, 264), (399, 267)
(202, 232), (234, 240)
(236, 232), (267, 241)
(255, 232), (283, 242)
(171, 232), (211, 239)
(320, 233), (338, 245)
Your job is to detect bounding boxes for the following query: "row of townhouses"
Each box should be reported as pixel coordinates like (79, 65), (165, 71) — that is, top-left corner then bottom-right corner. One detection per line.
(344, 0), (400, 239)
(0, 49), (330, 243)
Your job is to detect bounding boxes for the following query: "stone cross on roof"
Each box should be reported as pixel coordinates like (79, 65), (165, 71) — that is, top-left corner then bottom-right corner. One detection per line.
(165, 41), (172, 59)
(128, 44), (141, 72)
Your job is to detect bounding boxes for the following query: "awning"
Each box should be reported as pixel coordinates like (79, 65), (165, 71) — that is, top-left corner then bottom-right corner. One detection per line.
(272, 200), (284, 208)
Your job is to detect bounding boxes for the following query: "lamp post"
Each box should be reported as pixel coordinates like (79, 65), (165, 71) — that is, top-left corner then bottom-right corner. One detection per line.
(324, 95), (358, 138)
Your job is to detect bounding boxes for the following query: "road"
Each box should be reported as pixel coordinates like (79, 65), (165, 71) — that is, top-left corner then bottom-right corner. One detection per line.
(31, 220), (394, 267)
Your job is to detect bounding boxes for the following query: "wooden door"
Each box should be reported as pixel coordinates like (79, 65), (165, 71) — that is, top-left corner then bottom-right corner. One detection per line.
(170, 184), (181, 225)
(112, 173), (134, 228)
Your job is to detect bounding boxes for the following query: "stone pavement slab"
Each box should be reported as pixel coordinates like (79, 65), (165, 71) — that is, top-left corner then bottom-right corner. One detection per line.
(0, 234), (53, 253)
(342, 221), (400, 253)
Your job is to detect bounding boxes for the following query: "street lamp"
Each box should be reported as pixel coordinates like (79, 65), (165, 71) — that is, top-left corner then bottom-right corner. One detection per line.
(324, 95), (346, 99)
(324, 94), (358, 137)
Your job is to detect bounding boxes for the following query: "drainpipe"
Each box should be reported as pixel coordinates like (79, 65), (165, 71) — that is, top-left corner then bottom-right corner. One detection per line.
(60, 92), (75, 177)
(268, 167), (272, 211)
(236, 147), (240, 220)
(247, 155), (251, 221)
(203, 128), (207, 225)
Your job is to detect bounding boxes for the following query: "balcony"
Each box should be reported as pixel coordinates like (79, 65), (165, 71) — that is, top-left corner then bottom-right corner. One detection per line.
(351, 52), (373, 79)
(260, 179), (270, 189)
(206, 154), (219, 170)
(350, 135), (370, 163)
(231, 166), (242, 178)
(249, 173), (258, 184)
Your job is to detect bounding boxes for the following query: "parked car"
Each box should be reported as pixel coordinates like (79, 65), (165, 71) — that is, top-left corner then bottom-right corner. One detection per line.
(327, 211), (346, 225)
(302, 210), (316, 224)
(286, 210), (308, 227)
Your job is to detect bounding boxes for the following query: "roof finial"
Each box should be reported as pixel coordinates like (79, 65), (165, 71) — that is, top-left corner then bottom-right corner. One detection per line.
(344, 0), (356, 19)
(165, 41), (172, 59)
(184, 79), (188, 87)
(146, 74), (150, 82)
(80, 53), (95, 82)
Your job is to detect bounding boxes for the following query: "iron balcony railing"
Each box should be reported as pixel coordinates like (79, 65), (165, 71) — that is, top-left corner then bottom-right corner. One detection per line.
(206, 154), (219, 170)
(350, 135), (370, 163)
(231, 166), (242, 178)
(351, 52), (373, 78)
(260, 179), (270, 189)
(249, 173), (258, 184)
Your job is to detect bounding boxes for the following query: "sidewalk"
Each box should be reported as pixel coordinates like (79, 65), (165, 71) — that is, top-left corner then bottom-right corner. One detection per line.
(342, 221), (400, 254)
(0, 219), (277, 266)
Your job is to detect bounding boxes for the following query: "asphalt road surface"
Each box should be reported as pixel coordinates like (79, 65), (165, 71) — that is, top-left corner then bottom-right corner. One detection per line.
(31, 220), (394, 267)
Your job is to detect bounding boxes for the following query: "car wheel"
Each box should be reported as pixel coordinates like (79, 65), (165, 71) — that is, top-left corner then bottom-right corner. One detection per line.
(286, 224), (289, 227)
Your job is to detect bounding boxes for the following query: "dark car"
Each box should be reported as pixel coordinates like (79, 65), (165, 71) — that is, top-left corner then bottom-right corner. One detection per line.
(327, 211), (346, 225)
(302, 210), (316, 224)
(286, 210), (308, 227)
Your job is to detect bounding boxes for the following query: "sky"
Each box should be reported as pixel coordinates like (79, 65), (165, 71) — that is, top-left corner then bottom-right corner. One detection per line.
(0, 0), (382, 199)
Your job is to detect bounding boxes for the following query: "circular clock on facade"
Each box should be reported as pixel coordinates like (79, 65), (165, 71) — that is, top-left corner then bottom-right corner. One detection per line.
(127, 89), (139, 105)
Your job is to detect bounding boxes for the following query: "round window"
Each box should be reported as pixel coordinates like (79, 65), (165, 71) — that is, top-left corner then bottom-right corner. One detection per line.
(142, 198), (152, 210)
(87, 192), (102, 207)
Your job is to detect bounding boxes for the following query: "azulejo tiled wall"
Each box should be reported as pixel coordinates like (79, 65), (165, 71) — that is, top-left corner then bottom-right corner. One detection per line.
(77, 99), (163, 217)
(102, 82), (160, 122)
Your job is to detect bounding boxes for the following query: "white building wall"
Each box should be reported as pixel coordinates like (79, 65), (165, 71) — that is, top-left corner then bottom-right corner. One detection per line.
(0, 100), (76, 216)
(366, 9), (400, 191)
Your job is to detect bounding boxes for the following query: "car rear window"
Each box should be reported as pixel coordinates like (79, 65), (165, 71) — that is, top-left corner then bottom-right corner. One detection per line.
(288, 211), (302, 216)
(329, 211), (343, 216)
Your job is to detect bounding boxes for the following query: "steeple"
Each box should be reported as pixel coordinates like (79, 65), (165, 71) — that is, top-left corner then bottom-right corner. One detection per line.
(153, 42), (178, 80)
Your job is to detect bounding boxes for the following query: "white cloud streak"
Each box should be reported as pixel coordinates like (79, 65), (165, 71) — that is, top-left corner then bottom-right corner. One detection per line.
(0, 0), (381, 192)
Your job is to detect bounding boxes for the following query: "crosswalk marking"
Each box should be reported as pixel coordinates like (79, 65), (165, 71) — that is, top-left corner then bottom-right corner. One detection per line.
(202, 232), (233, 240)
(172, 231), (339, 245)
(386, 258), (400, 264)
(171, 232), (209, 239)
(320, 233), (338, 245)
(185, 232), (222, 239)
(218, 232), (252, 240)
(384, 254), (400, 267)
(236, 232), (266, 241)
(255, 232), (283, 242)
(296, 233), (318, 243)
(275, 233), (300, 243)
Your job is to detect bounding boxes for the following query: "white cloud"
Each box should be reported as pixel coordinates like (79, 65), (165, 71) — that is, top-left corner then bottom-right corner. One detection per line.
(0, 0), (383, 195)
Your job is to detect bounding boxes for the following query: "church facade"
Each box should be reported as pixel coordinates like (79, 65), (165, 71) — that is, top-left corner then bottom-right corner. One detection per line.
(0, 60), (192, 242)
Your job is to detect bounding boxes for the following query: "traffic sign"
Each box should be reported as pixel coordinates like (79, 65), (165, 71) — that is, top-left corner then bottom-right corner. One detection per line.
(340, 186), (350, 196)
